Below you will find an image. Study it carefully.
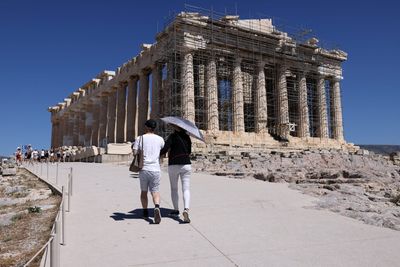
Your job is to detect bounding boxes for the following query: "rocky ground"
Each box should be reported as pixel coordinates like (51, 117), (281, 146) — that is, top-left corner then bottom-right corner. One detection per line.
(192, 149), (400, 231)
(0, 168), (61, 267)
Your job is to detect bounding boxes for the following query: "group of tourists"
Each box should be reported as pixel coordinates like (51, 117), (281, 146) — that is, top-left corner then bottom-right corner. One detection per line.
(15, 145), (70, 165)
(132, 119), (192, 224)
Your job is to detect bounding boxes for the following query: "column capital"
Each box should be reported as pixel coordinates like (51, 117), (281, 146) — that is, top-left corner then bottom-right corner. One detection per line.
(257, 61), (266, 69)
(234, 57), (242, 65)
(139, 69), (150, 77)
(331, 76), (342, 82)
(118, 81), (128, 88)
(129, 75), (139, 82)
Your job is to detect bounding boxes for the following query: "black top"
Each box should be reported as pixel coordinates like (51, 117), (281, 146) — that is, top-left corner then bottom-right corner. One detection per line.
(160, 130), (192, 165)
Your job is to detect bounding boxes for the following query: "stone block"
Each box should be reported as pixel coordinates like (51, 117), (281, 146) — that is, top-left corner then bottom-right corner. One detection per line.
(106, 143), (132, 155)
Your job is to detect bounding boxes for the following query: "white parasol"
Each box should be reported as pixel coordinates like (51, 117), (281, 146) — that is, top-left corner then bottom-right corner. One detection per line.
(160, 116), (205, 143)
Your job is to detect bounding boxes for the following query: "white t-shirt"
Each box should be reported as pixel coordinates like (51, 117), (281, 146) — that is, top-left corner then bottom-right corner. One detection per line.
(133, 133), (165, 172)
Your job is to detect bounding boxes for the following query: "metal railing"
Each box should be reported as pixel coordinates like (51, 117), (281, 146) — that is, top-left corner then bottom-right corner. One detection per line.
(23, 162), (74, 267)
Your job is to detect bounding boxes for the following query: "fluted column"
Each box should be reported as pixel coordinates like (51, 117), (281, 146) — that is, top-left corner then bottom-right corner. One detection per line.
(138, 71), (149, 135)
(330, 78), (344, 141)
(98, 94), (108, 147)
(84, 102), (94, 146)
(181, 51), (195, 122)
(60, 115), (67, 146)
(298, 72), (310, 138)
(72, 111), (79, 145)
(51, 119), (58, 148)
(78, 110), (86, 146)
(150, 64), (162, 120)
(317, 76), (329, 138)
(126, 77), (138, 141)
(65, 113), (74, 146)
(205, 57), (219, 132)
(107, 89), (117, 143)
(91, 100), (100, 146)
(116, 82), (127, 143)
(255, 61), (268, 133)
(232, 57), (245, 133)
(277, 64), (290, 139)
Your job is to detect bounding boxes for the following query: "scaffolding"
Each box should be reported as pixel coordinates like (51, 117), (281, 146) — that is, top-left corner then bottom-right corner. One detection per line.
(155, 4), (345, 143)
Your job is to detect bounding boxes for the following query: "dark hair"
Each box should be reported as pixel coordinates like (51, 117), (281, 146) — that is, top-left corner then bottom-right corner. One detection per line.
(145, 119), (157, 129)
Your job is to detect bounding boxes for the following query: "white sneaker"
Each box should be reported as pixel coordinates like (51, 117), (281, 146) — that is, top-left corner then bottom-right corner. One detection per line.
(182, 209), (190, 223)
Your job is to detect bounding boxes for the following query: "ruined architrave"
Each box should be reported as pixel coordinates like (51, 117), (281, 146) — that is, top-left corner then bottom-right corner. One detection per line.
(49, 10), (351, 156)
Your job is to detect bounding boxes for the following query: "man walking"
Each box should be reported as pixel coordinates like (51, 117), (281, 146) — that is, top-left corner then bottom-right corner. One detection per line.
(132, 119), (165, 224)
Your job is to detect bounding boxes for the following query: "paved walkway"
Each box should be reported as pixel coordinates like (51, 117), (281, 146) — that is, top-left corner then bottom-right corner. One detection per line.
(32, 162), (400, 266)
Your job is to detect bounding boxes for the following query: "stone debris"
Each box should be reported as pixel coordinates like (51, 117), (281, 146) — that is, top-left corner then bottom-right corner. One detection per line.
(192, 148), (400, 231)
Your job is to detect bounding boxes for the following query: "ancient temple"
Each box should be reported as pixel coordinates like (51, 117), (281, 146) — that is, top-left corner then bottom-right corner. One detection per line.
(48, 9), (351, 159)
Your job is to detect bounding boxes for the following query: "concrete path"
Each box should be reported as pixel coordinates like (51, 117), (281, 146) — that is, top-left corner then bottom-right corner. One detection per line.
(31, 162), (400, 266)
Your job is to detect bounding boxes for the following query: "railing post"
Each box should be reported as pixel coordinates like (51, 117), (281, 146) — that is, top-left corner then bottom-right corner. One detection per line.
(56, 162), (59, 184)
(46, 161), (49, 180)
(67, 174), (71, 212)
(70, 167), (73, 196)
(50, 234), (56, 267)
(40, 163), (43, 176)
(61, 186), (66, 246)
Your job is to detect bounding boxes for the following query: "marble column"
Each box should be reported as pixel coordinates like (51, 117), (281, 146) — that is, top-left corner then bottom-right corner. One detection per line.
(91, 100), (100, 146)
(330, 78), (344, 141)
(298, 72), (310, 138)
(65, 113), (74, 146)
(255, 61), (268, 133)
(277, 64), (290, 139)
(116, 82), (127, 143)
(107, 89), (117, 143)
(181, 51), (195, 122)
(150, 64), (162, 120)
(72, 111), (79, 145)
(138, 71), (149, 135)
(205, 57), (219, 132)
(317, 76), (329, 138)
(60, 115), (67, 146)
(84, 102), (94, 146)
(78, 110), (86, 146)
(51, 119), (58, 148)
(126, 77), (138, 141)
(98, 94), (108, 147)
(232, 57), (245, 133)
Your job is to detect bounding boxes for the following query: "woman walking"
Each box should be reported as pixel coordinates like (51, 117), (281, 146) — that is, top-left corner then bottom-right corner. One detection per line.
(160, 125), (192, 223)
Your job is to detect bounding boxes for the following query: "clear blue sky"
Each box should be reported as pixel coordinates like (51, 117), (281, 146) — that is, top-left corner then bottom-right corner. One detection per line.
(0, 0), (399, 156)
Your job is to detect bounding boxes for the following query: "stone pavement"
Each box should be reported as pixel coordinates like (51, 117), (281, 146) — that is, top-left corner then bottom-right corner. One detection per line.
(35, 162), (400, 266)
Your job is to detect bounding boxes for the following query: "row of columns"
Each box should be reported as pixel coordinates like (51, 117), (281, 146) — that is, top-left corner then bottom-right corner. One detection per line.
(52, 65), (162, 148)
(179, 52), (344, 141)
(51, 53), (344, 148)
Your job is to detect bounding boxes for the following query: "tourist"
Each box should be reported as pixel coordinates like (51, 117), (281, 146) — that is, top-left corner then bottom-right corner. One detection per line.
(160, 125), (192, 223)
(32, 149), (39, 162)
(15, 147), (22, 166)
(132, 119), (165, 224)
(26, 145), (33, 165)
(40, 149), (45, 162)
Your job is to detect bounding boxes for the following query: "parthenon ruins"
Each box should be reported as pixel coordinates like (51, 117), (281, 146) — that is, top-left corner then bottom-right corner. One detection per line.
(49, 7), (352, 160)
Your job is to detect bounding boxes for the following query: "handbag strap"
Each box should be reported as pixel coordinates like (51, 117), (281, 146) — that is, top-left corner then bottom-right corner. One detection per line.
(140, 135), (144, 151)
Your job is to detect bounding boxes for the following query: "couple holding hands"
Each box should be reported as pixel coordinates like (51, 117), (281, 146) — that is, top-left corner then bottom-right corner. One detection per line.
(132, 119), (192, 224)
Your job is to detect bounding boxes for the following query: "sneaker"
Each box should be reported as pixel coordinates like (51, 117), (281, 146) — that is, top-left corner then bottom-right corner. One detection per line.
(168, 210), (180, 217)
(182, 209), (191, 223)
(154, 208), (161, 224)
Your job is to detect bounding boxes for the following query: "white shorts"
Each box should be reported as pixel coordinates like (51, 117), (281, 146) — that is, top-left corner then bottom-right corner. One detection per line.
(139, 170), (160, 192)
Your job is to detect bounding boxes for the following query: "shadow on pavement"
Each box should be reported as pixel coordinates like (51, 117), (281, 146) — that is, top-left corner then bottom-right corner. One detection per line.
(110, 208), (185, 224)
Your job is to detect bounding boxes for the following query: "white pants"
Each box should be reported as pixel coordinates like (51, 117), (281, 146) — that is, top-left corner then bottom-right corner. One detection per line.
(168, 164), (191, 210)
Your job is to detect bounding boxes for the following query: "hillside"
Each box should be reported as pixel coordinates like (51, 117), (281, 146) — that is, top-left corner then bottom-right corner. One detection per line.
(358, 145), (400, 155)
